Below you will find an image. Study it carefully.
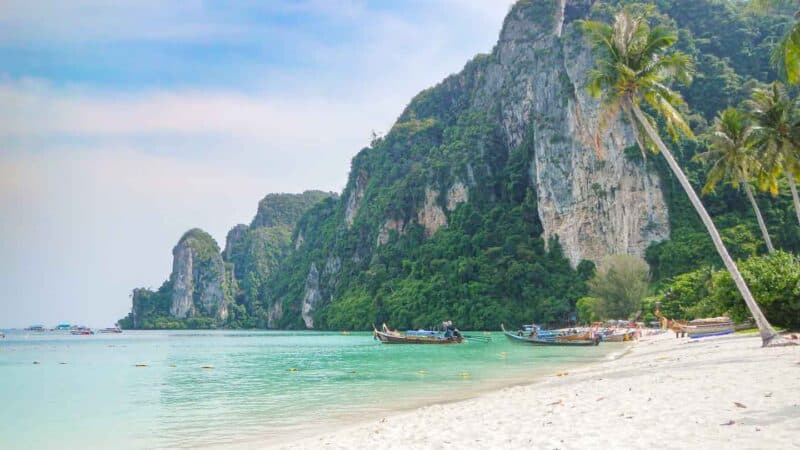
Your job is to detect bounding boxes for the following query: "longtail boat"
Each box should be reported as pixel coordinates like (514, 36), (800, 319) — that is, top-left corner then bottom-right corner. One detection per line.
(682, 318), (735, 338)
(373, 324), (464, 344)
(601, 330), (635, 342)
(501, 324), (600, 346)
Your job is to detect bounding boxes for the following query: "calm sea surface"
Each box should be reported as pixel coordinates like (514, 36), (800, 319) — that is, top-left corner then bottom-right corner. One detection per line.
(0, 330), (621, 449)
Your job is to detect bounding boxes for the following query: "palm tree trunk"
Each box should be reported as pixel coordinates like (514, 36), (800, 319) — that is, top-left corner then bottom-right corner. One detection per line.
(741, 177), (775, 253)
(784, 168), (800, 226)
(630, 103), (782, 346)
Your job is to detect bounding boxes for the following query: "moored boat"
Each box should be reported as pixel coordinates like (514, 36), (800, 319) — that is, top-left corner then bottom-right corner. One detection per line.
(670, 317), (734, 338)
(70, 326), (94, 335)
(24, 325), (46, 332)
(501, 324), (600, 346)
(373, 324), (464, 344)
(98, 326), (122, 334)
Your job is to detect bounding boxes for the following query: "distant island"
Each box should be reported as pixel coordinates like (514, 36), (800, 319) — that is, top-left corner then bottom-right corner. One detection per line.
(121, 0), (800, 332)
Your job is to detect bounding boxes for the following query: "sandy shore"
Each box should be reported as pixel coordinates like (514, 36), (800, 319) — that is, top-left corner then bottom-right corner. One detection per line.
(272, 333), (799, 450)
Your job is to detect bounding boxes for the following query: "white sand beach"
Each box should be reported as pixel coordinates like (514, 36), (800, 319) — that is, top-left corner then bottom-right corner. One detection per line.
(274, 333), (799, 450)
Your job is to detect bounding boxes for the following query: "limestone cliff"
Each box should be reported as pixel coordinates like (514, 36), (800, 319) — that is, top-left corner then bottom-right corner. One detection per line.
(169, 228), (230, 321)
(121, 192), (335, 329)
(470, 0), (668, 265)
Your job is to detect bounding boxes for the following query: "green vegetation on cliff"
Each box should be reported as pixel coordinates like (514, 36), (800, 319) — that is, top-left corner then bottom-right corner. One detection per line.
(121, 192), (334, 329)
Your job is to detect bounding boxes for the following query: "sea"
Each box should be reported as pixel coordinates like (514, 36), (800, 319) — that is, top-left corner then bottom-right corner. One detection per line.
(0, 329), (622, 449)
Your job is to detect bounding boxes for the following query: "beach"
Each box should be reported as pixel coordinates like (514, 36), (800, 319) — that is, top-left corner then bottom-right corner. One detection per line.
(275, 333), (800, 449)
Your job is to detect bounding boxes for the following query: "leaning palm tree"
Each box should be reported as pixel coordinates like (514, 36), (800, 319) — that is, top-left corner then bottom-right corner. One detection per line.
(580, 5), (785, 346)
(747, 83), (800, 225)
(696, 108), (776, 253)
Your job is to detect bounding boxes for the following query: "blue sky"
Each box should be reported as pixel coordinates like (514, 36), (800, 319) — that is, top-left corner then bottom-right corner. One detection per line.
(0, 0), (515, 327)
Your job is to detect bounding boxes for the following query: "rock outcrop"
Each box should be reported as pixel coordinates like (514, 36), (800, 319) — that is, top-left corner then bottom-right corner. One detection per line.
(417, 187), (448, 237)
(301, 263), (322, 328)
(169, 229), (230, 321)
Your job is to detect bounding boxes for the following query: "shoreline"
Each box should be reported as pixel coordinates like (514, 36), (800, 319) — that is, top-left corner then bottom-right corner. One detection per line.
(270, 333), (799, 449)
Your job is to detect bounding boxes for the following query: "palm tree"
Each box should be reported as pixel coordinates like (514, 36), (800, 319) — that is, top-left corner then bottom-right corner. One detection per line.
(750, 0), (800, 84)
(747, 83), (800, 225)
(579, 5), (785, 346)
(696, 108), (776, 253)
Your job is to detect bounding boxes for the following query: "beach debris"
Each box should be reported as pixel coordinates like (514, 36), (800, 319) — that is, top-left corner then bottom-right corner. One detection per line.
(764, 392), (773, 398)
(596, 397), (605, 402)
(720, 420), (736, 426)
(734, 402), (747, 408)
(548, 400), (562, 406)
(556, 371), (569, 377)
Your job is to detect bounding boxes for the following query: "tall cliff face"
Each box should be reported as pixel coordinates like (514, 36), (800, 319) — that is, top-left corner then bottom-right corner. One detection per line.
(260, 0), (670, 330)
(169, 228), (231, 321)
(471, 0), (669, 265)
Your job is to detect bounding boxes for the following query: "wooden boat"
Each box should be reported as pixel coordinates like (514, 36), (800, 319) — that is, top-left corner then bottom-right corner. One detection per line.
(501, 324), (600, 346)
(672, 317), (734, 338)
(602, 331), (630, 342)
(373, 324), (464, 344)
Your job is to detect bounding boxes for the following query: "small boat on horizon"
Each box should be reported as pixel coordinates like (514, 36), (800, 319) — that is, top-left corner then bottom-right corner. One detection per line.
(98, 326), (123, 334)
(70, 326), (94, 335)
(24, 325), (46, 332)
(501, 324), (600, 346)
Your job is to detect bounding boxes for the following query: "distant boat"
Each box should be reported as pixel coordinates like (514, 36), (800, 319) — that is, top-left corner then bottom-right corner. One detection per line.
(0, 331), (5, 338)
(501, 324), (600, 346)
(24, 325), (46, 332)
(70, 327), (94, 335)
(98, 326), (122, 334)
(52, 324), (72, 332)
(373, 323), (464, 344)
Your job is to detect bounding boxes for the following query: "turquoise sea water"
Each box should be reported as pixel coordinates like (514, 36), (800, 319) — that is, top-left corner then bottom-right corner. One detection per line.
(0, 330), (620, 449)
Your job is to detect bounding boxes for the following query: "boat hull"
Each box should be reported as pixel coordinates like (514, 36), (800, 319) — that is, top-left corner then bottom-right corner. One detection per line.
(373, 326), (463, 344)
(500, 325), (599, 346)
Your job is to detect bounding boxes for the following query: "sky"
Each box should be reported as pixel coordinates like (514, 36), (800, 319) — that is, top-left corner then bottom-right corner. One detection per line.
(0, 0), (516, 328)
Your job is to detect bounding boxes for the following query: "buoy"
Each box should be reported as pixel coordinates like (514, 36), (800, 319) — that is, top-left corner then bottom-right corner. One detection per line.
(417, 370), (427, 375)
(289, 368), (298, 372)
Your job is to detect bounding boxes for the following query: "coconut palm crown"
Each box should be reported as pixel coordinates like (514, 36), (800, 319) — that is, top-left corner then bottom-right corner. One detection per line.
(580, 4), (694, 155)
(696, 108), (776, 253)
(747, 83), (800, 210)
